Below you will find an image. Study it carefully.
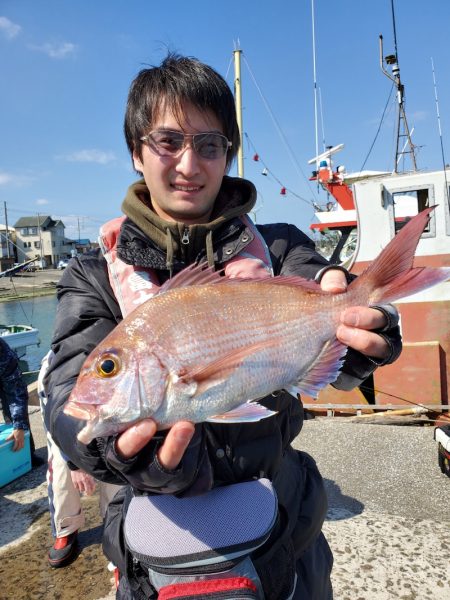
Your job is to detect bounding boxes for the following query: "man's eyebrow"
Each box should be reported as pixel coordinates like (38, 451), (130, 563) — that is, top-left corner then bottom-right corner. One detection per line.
(152, 127), (224, 134)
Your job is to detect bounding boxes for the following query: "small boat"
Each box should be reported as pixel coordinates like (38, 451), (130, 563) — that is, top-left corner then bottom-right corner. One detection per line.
(0, 324), (40, 359)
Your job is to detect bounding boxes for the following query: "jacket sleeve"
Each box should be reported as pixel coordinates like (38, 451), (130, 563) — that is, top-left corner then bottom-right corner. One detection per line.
(261, 223), (402, 390)
(0, 340), (29, 430)
(44, 253), (212, 494)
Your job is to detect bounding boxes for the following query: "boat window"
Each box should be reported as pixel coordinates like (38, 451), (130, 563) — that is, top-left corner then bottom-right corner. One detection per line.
(314, 226), (357, 267)
(392, 187), (433, 236)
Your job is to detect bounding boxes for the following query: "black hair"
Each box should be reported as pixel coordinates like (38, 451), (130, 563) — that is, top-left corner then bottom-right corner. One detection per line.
(124, 53), (240, 170)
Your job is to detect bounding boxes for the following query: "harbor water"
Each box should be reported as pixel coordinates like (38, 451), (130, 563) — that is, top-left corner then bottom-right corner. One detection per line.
(0, 295), (57, 375)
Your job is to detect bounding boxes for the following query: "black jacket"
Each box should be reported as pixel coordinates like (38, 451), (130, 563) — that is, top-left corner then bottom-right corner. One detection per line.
(44, 178), (401, 597)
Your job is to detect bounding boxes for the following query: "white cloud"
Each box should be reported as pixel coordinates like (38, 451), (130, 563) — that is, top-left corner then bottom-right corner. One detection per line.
(0, 172), (13, 185)
(62, 149), (117, 165)
(410, 110), (428, 122)
(0, 16), (21, 40)
(0, 171), (33, 186)
(29, 41), (77, 59)
(36, 198), (49, 205)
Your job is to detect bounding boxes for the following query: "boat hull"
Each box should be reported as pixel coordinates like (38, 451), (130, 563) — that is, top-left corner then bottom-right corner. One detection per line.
(0, 326), (40, 359)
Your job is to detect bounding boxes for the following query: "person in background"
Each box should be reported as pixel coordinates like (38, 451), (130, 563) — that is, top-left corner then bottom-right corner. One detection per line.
(0, 337), (44, 467)
(44, 54), (402, 598)
(38, 351), (123, 568)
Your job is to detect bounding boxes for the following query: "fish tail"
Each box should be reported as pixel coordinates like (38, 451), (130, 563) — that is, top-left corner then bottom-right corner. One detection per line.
(348, 207), (450, 304)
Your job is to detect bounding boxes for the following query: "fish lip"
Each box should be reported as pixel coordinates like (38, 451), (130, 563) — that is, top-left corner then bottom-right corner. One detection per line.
(64, 400), (99, 421)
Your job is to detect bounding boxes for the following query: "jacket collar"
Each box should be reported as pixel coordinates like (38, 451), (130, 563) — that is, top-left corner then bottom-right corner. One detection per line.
(117, 216), (255, 272)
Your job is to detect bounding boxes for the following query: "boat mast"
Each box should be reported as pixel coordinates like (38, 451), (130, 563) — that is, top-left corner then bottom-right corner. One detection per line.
(311, 0), (319, 169)
(233, 47), (244, 178)
(379, 0), (417, 172)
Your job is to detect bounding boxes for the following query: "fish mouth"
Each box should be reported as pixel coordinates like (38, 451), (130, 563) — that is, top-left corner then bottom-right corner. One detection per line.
(64, 401), (99, 421)
(63, 401), (102, 445)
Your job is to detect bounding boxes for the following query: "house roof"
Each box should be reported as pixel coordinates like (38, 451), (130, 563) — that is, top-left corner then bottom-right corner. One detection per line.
(13, 215), (65, 229)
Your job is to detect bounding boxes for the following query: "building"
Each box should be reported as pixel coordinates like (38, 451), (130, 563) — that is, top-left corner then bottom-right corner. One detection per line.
(0, 224), (16, 271)
(13, 216), (76, 268)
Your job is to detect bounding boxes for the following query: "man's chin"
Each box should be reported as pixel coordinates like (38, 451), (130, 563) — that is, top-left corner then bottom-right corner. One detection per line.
(165, 201), (213, 224)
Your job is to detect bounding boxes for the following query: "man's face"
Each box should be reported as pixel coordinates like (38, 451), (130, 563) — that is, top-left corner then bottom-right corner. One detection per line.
(133, 103), (227, 224)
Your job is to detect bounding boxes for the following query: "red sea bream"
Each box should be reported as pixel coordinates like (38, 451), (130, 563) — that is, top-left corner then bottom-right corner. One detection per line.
(64, 207), (450, 443)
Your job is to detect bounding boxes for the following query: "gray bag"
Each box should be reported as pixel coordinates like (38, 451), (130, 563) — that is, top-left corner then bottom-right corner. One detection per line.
(124, 479), (278, 599)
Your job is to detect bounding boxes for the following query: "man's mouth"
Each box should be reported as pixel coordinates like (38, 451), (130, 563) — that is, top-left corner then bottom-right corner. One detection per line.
(172, 184), (202, 192)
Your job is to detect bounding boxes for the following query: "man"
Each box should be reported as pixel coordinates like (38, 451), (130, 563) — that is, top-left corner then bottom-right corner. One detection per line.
(44, 54), (401, 599)
(0, 337), (44, 466)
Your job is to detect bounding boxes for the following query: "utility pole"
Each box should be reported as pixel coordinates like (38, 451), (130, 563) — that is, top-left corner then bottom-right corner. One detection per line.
(37, 213), (44, 266)
(3, 201), (10, 258)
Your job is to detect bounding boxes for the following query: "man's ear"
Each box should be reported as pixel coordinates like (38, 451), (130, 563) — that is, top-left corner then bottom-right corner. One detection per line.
(132, 150), (144, 173)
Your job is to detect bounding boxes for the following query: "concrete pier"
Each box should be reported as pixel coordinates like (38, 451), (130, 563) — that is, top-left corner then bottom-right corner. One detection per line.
(1, 410), (449, 599)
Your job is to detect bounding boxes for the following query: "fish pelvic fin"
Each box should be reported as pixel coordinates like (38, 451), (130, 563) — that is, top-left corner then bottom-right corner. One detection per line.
(206, 401), (276, 423)
(349, 206), (450, 304)
(296, 337), (347, 399)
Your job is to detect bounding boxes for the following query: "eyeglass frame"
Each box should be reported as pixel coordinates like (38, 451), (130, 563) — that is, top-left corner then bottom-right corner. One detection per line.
(139, 129), (232, 160)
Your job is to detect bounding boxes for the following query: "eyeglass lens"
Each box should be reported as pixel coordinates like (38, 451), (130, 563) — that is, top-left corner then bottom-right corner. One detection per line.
(148, 131), (229, 159)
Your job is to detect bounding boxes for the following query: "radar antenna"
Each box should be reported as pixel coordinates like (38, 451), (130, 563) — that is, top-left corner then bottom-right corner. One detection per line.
(379, 0), (417, 172)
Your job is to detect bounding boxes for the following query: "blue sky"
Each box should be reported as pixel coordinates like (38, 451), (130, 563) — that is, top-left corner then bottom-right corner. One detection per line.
(1, 0), (450, 244)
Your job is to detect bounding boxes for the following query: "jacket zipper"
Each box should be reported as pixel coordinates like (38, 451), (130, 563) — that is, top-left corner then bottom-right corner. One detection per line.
(181, 228), (190, 245)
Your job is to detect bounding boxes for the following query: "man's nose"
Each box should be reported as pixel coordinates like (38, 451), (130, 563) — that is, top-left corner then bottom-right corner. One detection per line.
(175, 144), (201, 177)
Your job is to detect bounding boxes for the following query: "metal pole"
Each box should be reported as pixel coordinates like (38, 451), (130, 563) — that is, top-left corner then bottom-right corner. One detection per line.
(3, 201), (10, 258)
(311, 0), (319, 164)
(233, 49), (244, 178)
(37, 213), (44, 266)
(431, 57), (449, 210)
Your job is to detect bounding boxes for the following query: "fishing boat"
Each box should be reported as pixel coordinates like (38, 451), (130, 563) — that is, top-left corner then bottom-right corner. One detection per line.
(0, 324), (40, 359)
(304, 148), (450, 415)
(296, 1), (450, 418)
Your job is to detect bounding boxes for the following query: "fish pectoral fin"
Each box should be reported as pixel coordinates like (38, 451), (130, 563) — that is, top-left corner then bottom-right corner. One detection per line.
(64, 402), (98, 421)
(180, 339), (278, 393)
(296, 337), (347, 399)
(206, 401), (276, 423)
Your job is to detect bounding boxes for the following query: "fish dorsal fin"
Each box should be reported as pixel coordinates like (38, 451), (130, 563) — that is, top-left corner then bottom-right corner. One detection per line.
(265, 275), (324, 292)
(295, 337), (347, 399)
(159, 264), (326, 295)
(223, 274), (325, 293)
(158, 263), (224, 294)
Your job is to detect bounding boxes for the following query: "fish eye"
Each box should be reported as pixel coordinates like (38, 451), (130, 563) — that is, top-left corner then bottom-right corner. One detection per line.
(96, 353), (120, 378)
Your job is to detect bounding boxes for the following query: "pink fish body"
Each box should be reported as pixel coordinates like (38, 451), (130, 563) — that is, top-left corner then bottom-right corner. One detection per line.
(64, 208), (450, 443)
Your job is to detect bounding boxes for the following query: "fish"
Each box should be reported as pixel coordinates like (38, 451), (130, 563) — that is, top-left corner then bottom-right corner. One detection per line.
(64, 207), (450, 444)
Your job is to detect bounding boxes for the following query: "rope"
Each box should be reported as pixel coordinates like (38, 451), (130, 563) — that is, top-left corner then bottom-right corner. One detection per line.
(245, 133), (315, 207)
(242, 55), (319, 202)
(359, 82), (395, 172)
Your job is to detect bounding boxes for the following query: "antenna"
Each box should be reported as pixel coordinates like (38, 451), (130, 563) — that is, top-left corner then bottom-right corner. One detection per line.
(311, 0), (319, 169)
(379, 0), (417, 172)
(431, 57), (450, 209)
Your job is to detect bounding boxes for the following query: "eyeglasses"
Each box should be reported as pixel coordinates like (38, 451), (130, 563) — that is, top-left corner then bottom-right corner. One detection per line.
(140, 130), (232, 160)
